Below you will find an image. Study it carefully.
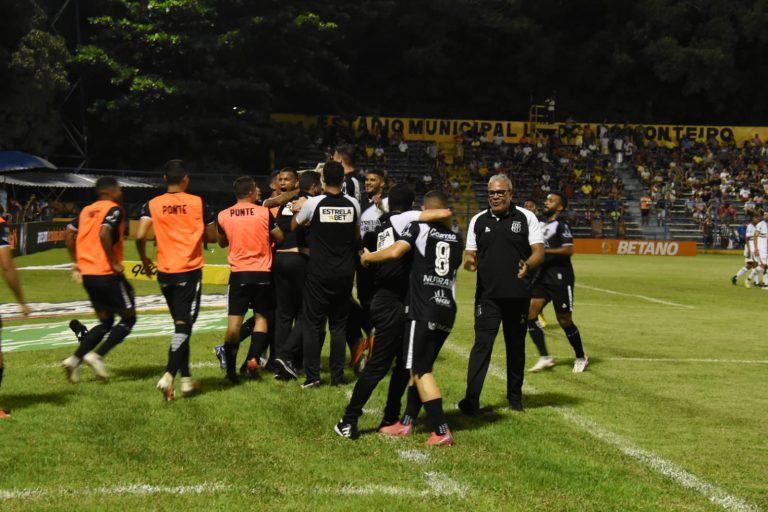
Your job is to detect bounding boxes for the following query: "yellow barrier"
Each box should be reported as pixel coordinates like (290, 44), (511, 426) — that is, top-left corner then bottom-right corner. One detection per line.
(124, 261), (230, 285)
(273, 113), (768, 146)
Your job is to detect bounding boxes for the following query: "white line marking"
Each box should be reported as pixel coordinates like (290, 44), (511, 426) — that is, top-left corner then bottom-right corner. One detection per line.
(0, 482), (229, 501)
(556, 409), (759, 512)
(398, 449), (430, 464)
(442, 341), (758, 512)
(329, 471), (467, 498)
(601, 357), (768, 365)
(577, 283), (695, 309)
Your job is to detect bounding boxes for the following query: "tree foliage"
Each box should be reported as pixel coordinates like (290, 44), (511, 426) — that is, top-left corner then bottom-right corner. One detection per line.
(0, 0), (70, 155)
(10, 0), (768, 168)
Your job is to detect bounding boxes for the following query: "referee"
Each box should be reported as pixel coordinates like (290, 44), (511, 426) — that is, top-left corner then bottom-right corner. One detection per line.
(459, 175), (544, 414)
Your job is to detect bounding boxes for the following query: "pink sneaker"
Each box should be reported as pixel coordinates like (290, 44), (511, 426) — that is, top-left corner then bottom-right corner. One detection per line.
(378, 421), (413, 437)
(426, 430), (455, 446)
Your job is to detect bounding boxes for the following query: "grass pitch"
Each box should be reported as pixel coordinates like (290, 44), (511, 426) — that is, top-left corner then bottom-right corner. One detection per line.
(0, 249), (765, 511)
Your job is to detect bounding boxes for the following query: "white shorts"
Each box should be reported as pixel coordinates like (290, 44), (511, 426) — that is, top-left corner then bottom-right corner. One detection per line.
(745, 242), (757, 263)
(757, 244), (768, 266)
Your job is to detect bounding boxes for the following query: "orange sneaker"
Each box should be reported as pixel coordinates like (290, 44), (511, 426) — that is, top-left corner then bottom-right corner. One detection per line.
(378, 421), (413, 437)
(426, 430), (455, 446)
(350, 338), (369, 367)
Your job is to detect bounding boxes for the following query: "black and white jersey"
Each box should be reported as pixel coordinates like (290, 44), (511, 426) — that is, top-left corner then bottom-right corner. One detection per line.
(400, 221), (463, 329)
(360, 197), (389, 251)
(540, 217), (574, 271)
(373, 209), (422, 296)
(534, 216), (574, 285)
(274, 195), (309, 250)
(294, 192), (360, 280)
(342, 174), (362, 205)
(466, 205), (543, 299)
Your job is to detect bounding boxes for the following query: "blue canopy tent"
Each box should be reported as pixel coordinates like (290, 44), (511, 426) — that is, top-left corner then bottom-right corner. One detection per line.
(0, 151), (57, 172)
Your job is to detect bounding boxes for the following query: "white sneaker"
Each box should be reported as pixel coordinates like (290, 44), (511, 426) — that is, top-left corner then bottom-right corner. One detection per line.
(528, 356), (555, 372)
(745, 279), (752, 288)
(156, 373), (174, 401)
(180, 377), (199, 396)
(573, 356), (589, 373)
(62, 356), (81, 384)
(83, 352), (108, 380)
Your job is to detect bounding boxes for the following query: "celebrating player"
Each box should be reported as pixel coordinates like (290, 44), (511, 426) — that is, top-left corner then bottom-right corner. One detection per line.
(135, 160), (216, 400)
(526, 192), (588, 373)
(217, 176), (283, 383)
(62, 177), (136, 383)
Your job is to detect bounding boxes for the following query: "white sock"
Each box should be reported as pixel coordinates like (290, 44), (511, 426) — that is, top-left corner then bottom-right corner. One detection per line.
(736, 267), (749, 278)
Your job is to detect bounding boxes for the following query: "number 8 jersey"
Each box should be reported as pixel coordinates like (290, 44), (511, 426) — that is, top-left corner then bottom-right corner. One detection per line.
(399, 221), (463, 330)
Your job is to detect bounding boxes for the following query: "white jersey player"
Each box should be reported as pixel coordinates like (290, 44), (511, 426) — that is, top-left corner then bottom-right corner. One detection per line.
(733, 214), (761, 287)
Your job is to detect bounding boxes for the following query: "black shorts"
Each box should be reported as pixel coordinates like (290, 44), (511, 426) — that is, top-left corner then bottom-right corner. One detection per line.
(405, 319), (450, 374)
(83, 274), (136, 313)
(531, 274), (574, 314)
(228, 271), (274, 316)
(158, 269), (202, 324)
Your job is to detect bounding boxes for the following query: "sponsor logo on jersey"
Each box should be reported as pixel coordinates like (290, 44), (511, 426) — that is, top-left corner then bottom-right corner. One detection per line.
(429, 289), (452, 307)
(428, 228), (457, 241)
(484, 226), (491, 232)
(377, 227), (396, 250)
(423, 274), (453, 288)
(361, 219), (381, 233)
(281, 203), (294, 216)
(319, 207), (354, 223)
(511, 221), (522, 233)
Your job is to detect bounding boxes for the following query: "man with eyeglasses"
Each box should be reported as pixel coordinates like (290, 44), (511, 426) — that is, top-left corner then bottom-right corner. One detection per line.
(459, 175), (544, 414)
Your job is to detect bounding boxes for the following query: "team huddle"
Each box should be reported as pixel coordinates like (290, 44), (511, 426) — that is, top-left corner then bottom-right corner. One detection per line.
(0, 148), (588, 445)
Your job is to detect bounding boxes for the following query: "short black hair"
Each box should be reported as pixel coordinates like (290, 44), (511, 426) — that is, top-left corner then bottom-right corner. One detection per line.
(299, 171), (321, 193)
(323, 161), (344, 187)
(162, 159), (188, 185)
(334, 144), (355, 166)
(233, 176), (255, 199)
(550, 191), (568, 209)
(388, 183), (415, 212)
(95, 176), (119, 193)
(366, 168), (386, 180)
(278, 167), (299, 179)
(424, 189), (449, 208)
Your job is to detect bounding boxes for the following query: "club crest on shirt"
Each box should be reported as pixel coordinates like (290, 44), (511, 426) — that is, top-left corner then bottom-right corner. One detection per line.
(510, 221), (522, 233)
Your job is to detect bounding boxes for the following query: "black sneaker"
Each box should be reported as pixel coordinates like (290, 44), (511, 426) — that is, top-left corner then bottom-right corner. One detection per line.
(301, 379), (321, 389)
(508, 400), (524, 412)
(731, 275), (738, 285)
(225, 372), (241, 385)
(69, 320), (88, 344)
(458, 398), (481, 416)
(331, 376), (350, 387)
(334, 419), (360, 440)
(274, 359), (298, 380)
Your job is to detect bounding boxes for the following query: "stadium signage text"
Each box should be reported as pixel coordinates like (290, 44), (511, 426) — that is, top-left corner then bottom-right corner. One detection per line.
(574, 239), (698, 256)
(273, 113), (767, 146)
(616, 240), (680, 256)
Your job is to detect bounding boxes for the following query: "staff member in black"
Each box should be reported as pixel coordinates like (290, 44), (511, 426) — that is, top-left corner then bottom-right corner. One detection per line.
(459, 175), (544, 414)
(526, 192), (588, 373)
(292, 162), (360, 388)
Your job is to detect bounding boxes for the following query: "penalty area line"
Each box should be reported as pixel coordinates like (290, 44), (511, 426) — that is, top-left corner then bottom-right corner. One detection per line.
(577, 283), (695, 309)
